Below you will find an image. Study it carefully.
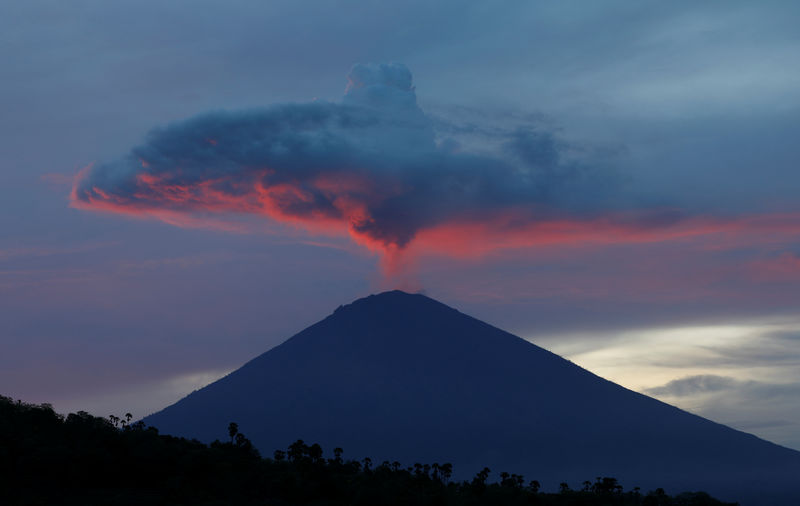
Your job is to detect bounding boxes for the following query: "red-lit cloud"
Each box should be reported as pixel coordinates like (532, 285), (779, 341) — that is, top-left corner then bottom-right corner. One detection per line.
(410, 211), (800, 259)
(70, 63), (800, 274)
(748, 253), (800, 282)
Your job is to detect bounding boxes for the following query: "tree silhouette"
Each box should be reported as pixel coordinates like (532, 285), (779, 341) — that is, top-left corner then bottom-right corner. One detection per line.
(471, 466), (492, 495)
(308, 443), (323, 463)
(227, 422), (238, 443)
(440, 462), (453, 483)
(0, 395), (743, 506)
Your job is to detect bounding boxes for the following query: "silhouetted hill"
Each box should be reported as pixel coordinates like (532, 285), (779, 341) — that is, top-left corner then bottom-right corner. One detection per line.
(145, 290), (800, 505)
(0, 395), (739, 505)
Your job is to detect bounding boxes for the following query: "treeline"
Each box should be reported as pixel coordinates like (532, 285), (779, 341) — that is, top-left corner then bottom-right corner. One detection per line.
(0, 395), (737, 506)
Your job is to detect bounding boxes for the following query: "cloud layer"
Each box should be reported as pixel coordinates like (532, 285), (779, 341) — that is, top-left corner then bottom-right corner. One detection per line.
(72, 62), (800, 277)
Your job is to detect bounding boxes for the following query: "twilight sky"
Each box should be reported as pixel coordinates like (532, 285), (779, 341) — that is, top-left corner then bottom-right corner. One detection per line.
(2, 1), (800, 449)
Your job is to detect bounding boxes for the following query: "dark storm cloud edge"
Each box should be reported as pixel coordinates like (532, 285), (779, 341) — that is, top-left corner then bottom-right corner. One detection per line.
(71, 63), (619, 249)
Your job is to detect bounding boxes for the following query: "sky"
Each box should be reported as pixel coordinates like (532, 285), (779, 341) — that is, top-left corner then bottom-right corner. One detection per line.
(2, 0), (800, 450)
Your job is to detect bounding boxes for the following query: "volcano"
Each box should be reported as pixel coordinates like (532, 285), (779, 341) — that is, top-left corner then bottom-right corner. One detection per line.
(144, 290), (800, 504)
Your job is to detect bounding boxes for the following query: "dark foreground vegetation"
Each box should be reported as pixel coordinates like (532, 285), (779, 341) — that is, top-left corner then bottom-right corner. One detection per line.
(1, 395), (737, 506)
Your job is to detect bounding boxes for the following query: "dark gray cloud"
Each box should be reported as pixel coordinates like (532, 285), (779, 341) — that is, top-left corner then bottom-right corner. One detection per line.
(644, 375), (748, 397)
(645, 373), (800, 405)
(650, 339), (800, 369)
(643, 373), (800, 449)
(764, 330), (800, 342)
(703, 345), (800, 367)
(72, 63), (613, 250)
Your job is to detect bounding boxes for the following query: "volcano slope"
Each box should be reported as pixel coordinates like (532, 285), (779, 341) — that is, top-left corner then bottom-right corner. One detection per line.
(145, 290), (800, 505)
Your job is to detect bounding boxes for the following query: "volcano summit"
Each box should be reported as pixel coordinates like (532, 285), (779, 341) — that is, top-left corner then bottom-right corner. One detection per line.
(145, 291), (800, 505)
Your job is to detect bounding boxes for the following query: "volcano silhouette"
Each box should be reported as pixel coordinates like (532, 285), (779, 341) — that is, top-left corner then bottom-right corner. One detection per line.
(144, 290), (800, 504)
